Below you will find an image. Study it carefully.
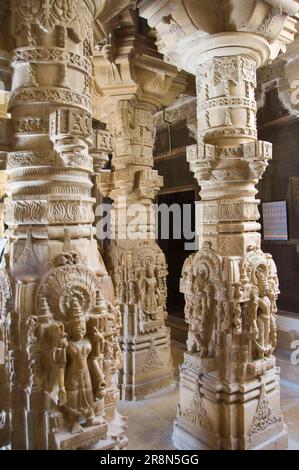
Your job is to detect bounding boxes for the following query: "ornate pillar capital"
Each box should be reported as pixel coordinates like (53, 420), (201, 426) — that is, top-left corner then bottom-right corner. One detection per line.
(139, 0), (299, 71)
(272, 33), (299, 116)
(93, 0), (137, 42)
(93, 26), (187, 116)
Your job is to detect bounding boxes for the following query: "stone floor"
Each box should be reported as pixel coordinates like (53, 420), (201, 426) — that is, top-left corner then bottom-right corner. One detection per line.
(118, 341), (299, 450)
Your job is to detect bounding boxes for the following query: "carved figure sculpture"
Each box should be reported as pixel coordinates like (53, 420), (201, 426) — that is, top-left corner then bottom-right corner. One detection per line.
(60, 301), (104, 432)
(140, 264), (159, 320)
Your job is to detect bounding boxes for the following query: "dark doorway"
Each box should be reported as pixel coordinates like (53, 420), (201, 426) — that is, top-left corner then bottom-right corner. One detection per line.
(157, 190), (196, 318)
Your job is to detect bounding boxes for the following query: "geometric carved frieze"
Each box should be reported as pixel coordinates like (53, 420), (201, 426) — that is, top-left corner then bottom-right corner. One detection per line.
(50, 108), (93, 146)
(199, 96), (257, 112)
(7, 151), (58, 169)
(179, 393), (213, 433)
(14, 117), (49, 135)
(9, 182), (92, 198)
(12, 48), (92, 76)
(0, 91), (10, 117)
(5, 198), (95, 225)
(12, 0), (95, 42)
(9, 88), (92, 113)
(204, 127), (258, 141)
(203, 201), (260, 223)
(7, 150), (94, 173)
(196, 56), (257, 92)
(142, 341), (164, 373)
(248, 384), (281, 440)
(0, 118), (11, 149)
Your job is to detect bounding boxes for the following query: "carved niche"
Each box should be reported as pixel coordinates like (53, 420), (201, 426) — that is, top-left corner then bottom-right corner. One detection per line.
(240, 246), (279, 362)
(181, 242), (222, 358)
(181, 242), (279, 367)
(107, 241), (168, 332)
(26, 246), (122, 438)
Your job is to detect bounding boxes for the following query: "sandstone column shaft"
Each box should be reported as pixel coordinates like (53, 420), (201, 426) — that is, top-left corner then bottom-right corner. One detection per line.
(93, 24), (186, 399)
(107, 99), (173, 400)
(175, 35), (286, 450)
(1, 0), (126, 450)
(139, 0), (298, 449)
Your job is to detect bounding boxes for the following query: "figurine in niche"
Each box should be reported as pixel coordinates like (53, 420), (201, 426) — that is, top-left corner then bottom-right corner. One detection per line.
(155, 268), (166, 309)
(128, 272), (136, 305)
(186, 269), (215, 358)
(248, 265), (277, 359)
(139, 262), (160, 320)
(112, 334), (123, 370)
(92, 289), (111, 332)
(103, 337), (114, 375)
(268, 278), (278, 350)
(53, 297), (106, 433)
(232, 304), (242, 335)
(232, 283), (243, 335)
(112, 302), (122, 331)
(219, 285), (231, 332)
(27, 316), (44, 393)
(112, 266), (124, 303)
(7, 310), (20, 349)
(105, 301), (122, 333)
(50, 323), (68, 406)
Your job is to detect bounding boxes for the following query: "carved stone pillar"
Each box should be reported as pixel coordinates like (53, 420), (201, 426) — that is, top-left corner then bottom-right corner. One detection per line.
(93, 22), (187, 400)
(0, 0), (12, 449)
(1, 0), (127, 450)
(102, 100), (173, 402)
(140, 0), (299, 450)
(176, 41), (285, 451)
(0, 0), (11, 239)
(90, 121), (112, 254)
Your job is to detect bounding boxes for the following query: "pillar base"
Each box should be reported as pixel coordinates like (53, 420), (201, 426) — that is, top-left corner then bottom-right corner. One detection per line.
(173, 352), (287, 450)
(92, 413), (129, 450)
(173, 421), (213, 450)
(173, 421), (288, 451)
(49, 413), (128, 450)
(119, 329), (174, 401)
(120, 374), (175, 401)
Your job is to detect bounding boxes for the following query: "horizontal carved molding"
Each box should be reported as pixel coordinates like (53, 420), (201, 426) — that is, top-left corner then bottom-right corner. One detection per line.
(7, 150), (94, 173)
(12, 48), (92, 75)
(5, 197), (95, 225)
(9, 87), (92, 113)
(14, 117), (49, 135)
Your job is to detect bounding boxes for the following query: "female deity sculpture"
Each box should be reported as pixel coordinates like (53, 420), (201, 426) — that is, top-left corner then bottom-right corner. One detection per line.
(140, 264), (160, 320)
(52, 297), (106, 433)
(185, 268), (216, 358)
(247, 264), (278, 360)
